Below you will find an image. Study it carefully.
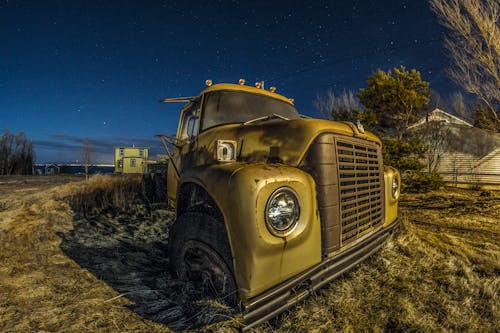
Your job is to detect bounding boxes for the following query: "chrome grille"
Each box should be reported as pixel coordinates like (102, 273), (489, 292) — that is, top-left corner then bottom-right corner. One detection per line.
(337, 139), (383, 245)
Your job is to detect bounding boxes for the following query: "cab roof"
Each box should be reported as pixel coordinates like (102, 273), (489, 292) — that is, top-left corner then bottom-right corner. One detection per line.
(201, 83), (294, 106)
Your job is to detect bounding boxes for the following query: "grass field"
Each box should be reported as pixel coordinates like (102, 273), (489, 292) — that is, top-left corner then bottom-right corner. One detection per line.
(0, 175), (498, 332)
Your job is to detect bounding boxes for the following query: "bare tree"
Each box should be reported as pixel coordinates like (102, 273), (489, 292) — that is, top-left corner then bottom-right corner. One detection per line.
(315, 89), (362, 121)
(429, 89), (443, 110)
(14, 133), (35, 175)
(0, 129), (35, 175)
(430, 0), (500, 129)
(414, 122), (452, 173)
(83, 139), (92, 181)
(448, 91), (469, 120)
(0, 130), (13, 175)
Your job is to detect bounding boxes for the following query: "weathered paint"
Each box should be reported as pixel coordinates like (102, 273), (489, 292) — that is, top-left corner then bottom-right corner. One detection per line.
(202, 83), (295, 105)
(383, 166), (400, 227)
(190, 119), (381, 168)
(180, 163), (322, 300)
(166, 82), (399, 302)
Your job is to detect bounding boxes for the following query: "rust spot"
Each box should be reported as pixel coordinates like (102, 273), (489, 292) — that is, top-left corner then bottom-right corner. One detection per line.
(280, 237), (287, 272)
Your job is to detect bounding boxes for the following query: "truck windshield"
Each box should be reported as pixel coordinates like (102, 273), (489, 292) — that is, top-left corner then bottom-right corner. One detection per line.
(201, 90), (300, 131)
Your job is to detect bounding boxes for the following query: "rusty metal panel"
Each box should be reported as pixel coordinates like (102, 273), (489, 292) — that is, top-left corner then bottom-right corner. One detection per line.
(335, 138), (384, 246)
(299, 133), (340, 256)
(300, 134), (385, 255)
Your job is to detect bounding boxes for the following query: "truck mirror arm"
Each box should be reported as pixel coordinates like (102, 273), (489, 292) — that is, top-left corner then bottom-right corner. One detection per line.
(156, 134), (181, 178)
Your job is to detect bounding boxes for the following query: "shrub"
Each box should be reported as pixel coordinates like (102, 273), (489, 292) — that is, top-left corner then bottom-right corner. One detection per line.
(65, 174), (141, 216)
(403, 170), (444, 192)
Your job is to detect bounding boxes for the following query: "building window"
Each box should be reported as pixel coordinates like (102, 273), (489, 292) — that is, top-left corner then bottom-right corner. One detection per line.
(118, 160), (123, 168)
(119, 148), (124, 157)
(139, 149), (144, 157)
(130, 159), (136, 167)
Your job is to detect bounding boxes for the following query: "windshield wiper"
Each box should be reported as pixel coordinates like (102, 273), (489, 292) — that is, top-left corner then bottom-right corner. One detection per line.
(242, 113), (290, 125)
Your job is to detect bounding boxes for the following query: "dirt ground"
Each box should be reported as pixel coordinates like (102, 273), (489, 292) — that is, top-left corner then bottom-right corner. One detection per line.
(0, 175), (498, 332)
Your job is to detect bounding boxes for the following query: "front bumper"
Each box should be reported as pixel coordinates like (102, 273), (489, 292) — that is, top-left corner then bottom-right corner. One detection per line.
(242, 218), (401, 331)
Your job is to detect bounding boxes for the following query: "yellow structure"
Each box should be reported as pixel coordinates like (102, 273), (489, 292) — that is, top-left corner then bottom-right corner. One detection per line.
(114, 147), (148, 174)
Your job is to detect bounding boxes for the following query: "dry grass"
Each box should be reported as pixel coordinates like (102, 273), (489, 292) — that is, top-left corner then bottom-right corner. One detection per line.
(0, 175), (172, 332)
(0, 176), (498, 332)
(61, 174), (143, 215)
(255, 188), (499, 332)
(0, 174), (238, 332)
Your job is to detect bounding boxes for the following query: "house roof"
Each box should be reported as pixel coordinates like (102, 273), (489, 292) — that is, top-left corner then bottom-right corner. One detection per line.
(45, 163), (60, 168)
(407, 108), (473, 129)
(475, 147), (500, 168)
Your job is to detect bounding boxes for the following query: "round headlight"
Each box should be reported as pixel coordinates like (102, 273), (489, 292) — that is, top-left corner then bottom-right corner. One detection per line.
(392, 176), (399, 198)
(265, 187), (300, 237)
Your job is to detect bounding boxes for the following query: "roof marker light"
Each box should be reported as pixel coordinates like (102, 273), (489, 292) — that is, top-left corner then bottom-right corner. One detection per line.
(269, 86), (277, 93)
(255, 82), (262, 89)
(239, 79), (246, 85)
(205, 79), (213, 87)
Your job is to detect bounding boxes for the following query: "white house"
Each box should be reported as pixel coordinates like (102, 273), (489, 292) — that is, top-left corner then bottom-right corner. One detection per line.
(409, 108), (500, 186)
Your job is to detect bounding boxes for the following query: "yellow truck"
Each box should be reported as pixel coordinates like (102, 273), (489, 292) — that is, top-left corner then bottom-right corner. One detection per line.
(160, 80), (401, 330)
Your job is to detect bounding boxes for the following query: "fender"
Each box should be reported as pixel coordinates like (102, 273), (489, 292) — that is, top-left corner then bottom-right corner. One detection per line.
(179, 163), (322, 300)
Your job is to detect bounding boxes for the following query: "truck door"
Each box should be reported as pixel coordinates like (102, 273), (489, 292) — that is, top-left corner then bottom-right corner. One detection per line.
(167, 100), (201, 206)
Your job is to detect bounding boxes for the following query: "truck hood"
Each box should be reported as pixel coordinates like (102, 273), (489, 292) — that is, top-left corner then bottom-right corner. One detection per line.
(194, 118), (381, 167)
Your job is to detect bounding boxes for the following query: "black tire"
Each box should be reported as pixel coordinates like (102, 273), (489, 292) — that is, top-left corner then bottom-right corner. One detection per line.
(168, 212), (239, 306)
(153, 172), (166, 203)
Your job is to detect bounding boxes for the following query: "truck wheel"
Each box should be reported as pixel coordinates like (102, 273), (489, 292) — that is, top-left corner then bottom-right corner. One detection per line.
(168, 212), (239, 306)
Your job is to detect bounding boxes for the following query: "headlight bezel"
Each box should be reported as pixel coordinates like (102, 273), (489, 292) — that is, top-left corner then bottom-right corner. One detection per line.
(265, 187), (301, 237)
(391, 174), (400, 199)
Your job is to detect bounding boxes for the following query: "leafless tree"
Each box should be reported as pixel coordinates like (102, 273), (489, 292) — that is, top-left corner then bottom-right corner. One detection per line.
(429, 89), (443, 110)
(315, 89), (362, 121)
(414, 122), (452, 173)
(83, 139), (92, 181)
(448, 91), (470, 120)
(0, 130), (12, 175)
(448, 125), (499, 157)
(0, 129), (35, 175)
(430, 0), (500, 129)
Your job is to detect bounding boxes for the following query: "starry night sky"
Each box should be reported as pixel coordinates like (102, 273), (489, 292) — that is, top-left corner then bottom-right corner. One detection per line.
(1, 0), (454, 163)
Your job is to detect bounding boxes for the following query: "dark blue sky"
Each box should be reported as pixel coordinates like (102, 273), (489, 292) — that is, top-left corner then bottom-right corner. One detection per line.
(1, 0), (454, 163)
